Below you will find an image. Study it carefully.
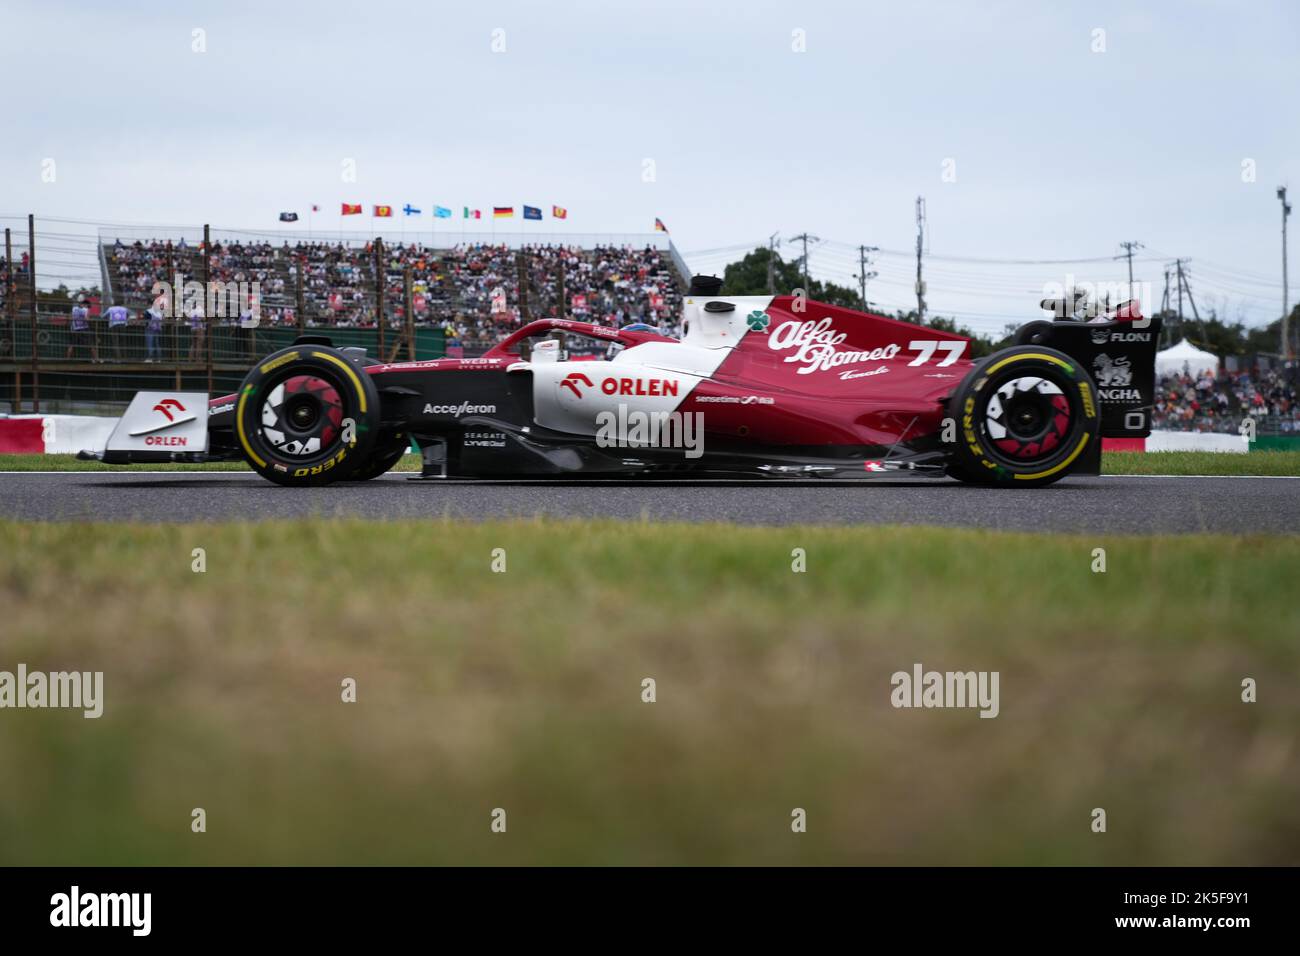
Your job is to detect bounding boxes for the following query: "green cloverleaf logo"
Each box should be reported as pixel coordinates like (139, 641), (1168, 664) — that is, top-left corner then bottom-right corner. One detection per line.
(746, 310), (770, 332)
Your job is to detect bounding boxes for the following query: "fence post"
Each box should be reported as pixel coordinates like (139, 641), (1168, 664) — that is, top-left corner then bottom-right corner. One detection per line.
(404, 265), (414, 361)
(28, 214), (39, 413)
(168, 240), (181, 388)
(203, 223), (213, 394)
(374, 237), (386, 359)
(5, 228), (16, 413)
(296, 254), (306, 332)
(4, 227), (12, 333)
(517, 251), (529, 321)
(556, 259), (566, 318)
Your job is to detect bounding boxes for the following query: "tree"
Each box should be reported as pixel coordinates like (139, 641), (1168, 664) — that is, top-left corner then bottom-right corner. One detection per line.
(716, 245), (1002, 357)
(719, 247), (802, 297)
(719, 246), (866, 308)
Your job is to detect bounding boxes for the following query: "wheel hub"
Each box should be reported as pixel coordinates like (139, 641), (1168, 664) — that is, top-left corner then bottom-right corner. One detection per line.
(260, 375), (344, 457)
(983, 375), (1072, 462)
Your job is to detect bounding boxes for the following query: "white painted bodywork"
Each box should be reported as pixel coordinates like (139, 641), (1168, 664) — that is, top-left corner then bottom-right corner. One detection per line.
(527, 295), (774, 435)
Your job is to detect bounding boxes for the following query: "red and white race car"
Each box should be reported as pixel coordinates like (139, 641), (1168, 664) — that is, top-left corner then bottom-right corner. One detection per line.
(88, 276), (1160, 486)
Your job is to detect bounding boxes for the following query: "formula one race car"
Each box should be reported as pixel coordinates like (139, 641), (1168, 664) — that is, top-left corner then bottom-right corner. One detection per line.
(87, 276), (1161, 487)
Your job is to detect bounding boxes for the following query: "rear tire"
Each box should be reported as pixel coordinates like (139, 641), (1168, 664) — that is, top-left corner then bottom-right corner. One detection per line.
(234, 346), (380, 486)
(946, 346), (1099, 488)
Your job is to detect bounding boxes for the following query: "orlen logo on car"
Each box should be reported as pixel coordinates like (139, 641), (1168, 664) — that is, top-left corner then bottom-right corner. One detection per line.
(153, 398), (187, 422)
(128, 397), (198, 444)
(561, 372), (679, 399)
(560, 372), (594, 397)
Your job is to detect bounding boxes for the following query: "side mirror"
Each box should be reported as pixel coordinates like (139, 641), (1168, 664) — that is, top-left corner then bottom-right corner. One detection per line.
(531, 339), (562, 364)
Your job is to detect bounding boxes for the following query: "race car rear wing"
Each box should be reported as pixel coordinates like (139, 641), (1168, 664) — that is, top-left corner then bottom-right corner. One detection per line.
(1014, 307), (1162, 440)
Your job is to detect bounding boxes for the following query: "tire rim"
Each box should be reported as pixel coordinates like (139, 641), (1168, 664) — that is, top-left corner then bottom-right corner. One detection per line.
(259, 374), (344, 457)
(982, 374), (1072, 462)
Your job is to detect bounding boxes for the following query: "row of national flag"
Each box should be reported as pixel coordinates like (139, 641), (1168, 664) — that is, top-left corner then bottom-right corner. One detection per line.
(282, 204), (570, 221)
(279, 206), (669, 234)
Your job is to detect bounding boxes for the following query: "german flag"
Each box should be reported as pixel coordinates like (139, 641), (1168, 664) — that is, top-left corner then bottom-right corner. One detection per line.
(493, 206), (513, 219)
(654, 217), (668, 233)
(374, 205), (393, 218)
(341, 203), (362, 215)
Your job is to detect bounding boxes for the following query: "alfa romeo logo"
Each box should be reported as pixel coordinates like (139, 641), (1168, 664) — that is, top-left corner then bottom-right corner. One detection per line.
(746, 310), (770, 332)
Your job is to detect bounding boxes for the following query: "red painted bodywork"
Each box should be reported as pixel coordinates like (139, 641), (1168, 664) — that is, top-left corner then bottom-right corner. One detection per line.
(681, 297), (972, 446)
(208, 303), (979, 450)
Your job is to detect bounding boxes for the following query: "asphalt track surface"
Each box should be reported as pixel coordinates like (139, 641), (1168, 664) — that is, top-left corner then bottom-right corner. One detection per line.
(0, 472), (1296, 533)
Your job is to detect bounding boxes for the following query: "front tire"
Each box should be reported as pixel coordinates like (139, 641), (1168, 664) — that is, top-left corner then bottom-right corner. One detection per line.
(947, 346), (1099, 487)
(234, 346), (380, 486)
(352, 432), (409, 480)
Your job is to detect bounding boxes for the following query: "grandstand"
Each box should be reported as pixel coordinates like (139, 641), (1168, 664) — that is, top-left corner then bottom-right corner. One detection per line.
(99, 231), (689, 346)
(1153, 367), (1299, 435)
(1, 223), (690, 412)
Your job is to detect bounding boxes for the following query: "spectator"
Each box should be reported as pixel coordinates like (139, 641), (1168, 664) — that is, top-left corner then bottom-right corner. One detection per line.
(188, 303), (206, 363)
(102, 237), (687, 352)
(66, 299), (98, 362)
(104, 303), (129, 361)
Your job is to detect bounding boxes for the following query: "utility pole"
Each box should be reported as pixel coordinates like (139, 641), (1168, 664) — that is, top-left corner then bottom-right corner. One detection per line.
(915, 196), (926, 323)
(1174, 258), (1201, 341)
(1280, 187), (1292, 359)
(1160, 266), (1172, 345)
(1173, 259), (1185, 338)
(788, 232), (819, 293)
(766, 232), (779, 295)
(854, 244), (879, 310)
(1116, 240), (1143, 294)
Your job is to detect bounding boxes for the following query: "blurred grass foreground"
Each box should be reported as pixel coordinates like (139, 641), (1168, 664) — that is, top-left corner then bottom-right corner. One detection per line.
(0, 518), (1296, 865)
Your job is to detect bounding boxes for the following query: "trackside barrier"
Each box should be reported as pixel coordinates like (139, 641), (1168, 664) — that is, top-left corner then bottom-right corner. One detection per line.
(1102, 431), (1249, 453)
(1, 414), (118, 453)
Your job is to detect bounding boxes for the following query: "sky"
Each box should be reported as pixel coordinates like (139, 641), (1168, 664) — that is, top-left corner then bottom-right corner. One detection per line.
(2, 0), (1297, 335)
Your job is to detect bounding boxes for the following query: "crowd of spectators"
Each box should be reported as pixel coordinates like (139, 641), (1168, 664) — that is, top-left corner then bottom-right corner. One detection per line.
(1152, 366), (1300, 433)
(102, 238), (685, 349)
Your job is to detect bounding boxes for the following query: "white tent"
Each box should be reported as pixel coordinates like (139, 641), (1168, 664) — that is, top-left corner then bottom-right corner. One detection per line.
(1155, 339), (1219, 378)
